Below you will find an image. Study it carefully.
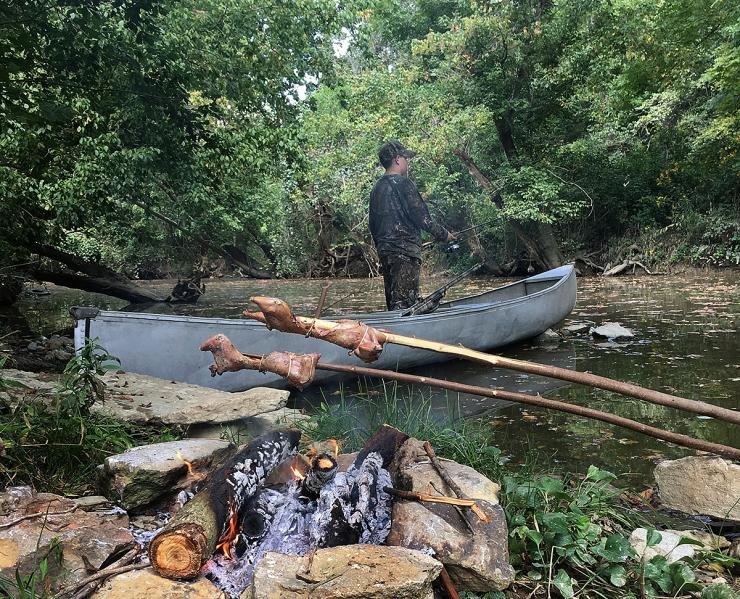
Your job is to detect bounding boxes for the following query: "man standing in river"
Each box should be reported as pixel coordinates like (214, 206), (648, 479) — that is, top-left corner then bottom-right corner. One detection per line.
(369, 140), (455, 310)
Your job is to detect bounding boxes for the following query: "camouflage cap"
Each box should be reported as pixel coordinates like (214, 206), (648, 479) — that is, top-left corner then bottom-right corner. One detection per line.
(378, 140), (416, 165)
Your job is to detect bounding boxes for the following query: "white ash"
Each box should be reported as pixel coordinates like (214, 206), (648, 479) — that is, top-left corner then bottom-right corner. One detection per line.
(204, 451), (392, 598)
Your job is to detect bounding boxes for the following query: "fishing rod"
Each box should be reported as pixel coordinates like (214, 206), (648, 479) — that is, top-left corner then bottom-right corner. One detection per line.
(401, 262), (484, 316)
(422, 220), (494, 249)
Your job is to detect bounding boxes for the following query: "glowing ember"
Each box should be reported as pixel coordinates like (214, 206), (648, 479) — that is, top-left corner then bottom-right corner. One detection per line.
(175, 450), (194, 475)
(216, 500), (239, 559)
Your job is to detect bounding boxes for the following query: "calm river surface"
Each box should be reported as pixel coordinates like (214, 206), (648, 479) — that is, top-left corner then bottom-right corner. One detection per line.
(9, 270), (740, 487)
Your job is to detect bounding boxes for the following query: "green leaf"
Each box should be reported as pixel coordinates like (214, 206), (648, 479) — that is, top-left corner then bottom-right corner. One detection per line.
(541, 512), (570, 534)
(668, 561), (695, 588)
(537, 476), (565, 493)
(644, 556), (673, 593)
(592, 534), (633, 563)
(646, 528), (662, 547)
(701, 584), (737, 599)
(603, 564), (627, 587)
(585, 465), (616, 482)
(552, 569), (575, 598)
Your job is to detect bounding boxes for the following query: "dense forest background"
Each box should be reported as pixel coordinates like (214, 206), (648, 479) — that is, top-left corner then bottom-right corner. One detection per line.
(1, 0), (738, 303)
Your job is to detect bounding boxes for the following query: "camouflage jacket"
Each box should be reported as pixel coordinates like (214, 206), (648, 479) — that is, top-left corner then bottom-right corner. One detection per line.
(369, 174), (449, 260)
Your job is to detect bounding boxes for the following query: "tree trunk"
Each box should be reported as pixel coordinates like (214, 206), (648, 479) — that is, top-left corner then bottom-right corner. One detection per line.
(453, 148), (564, 270)
(30, 268), (162, 304)
(18, 243), (165, 303)
(130, 198), (274, 279)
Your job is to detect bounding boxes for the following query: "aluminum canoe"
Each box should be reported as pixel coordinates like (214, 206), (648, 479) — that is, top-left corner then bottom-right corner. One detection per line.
(72, 264), (577, 391)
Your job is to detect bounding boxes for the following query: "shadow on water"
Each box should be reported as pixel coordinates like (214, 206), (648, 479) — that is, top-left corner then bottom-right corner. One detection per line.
(7, 271), (739, 487)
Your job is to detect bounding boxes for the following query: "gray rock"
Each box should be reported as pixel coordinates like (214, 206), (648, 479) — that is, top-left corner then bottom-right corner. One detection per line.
(46, 335), (73, 351)
(654, 456), (740, 520)
(73, 495), (112, 510)
(590, 322), (634, 340)
(629, 528), (730, 564)
(0, 487), (134, 592)
(26, 341), (40, 352)
(92, 568), (225, 598)
(188, 407), (310, 441)
(243, 545), (441, 599)
(48, 348), (74, 362)
(531, 329), (561, 345)
(386, 439), (512, 592)
(98, 439), (235, 511)
(0, 369), (59, 407)
(94, 371), (290, 425)
(561, 322), (592, 335)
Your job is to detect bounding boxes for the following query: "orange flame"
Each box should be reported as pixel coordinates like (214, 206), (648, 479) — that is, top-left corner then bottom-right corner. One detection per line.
(215, 500), (239, 559)
(176, 450), (194, 475)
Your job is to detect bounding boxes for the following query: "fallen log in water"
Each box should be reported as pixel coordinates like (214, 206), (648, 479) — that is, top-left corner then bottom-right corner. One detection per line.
(200, 336), (740, 461)
(241, 296), (740, 426)
(148, 430), (299, 580)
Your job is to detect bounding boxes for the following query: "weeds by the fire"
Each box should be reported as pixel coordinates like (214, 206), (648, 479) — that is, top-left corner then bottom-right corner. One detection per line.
(0, 341), (184, 495)
(298, 384), (739, 598)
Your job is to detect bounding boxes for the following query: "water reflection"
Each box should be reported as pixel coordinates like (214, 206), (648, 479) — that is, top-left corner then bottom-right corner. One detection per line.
(5, 272), (739, 487)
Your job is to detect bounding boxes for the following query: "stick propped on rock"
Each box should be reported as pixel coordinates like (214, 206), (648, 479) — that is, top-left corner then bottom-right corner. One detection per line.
(200, 335), (740, 461)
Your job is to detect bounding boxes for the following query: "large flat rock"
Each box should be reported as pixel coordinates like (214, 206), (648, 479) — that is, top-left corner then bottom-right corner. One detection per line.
(0, 487), (134, 592)
(94, 371), (290, 425)
(92, 568), (225, 598)
(654, 456), (740, 520)
(243, 545), (441, 599)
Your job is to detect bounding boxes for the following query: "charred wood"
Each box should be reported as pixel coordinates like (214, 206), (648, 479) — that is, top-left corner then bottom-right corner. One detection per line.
(148, 430), (300, 580)
(300, 454), (338, 500)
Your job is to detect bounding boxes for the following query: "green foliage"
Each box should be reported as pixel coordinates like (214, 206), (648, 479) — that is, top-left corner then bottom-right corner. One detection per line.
(59, 338), (121, 414)
(1, 0), (343, 276)
(0, 344), (183, 494)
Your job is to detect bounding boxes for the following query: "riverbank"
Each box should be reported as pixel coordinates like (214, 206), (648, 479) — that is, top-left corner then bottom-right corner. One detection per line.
(2, 270), (738, 488)
(0, 361), (737, 598)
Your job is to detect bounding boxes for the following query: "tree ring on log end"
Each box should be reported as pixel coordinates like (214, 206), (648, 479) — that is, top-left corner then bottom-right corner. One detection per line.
(149, 523), (208, 580)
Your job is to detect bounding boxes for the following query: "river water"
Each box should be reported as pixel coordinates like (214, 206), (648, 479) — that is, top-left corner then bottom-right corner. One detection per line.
(8, 270), (739, 488)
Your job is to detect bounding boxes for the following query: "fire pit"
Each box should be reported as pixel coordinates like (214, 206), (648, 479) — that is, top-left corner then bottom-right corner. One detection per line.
(147, 427), (408, 598)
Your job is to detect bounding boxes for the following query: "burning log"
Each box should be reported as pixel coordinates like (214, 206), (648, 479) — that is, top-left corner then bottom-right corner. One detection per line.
(148, 430), (300, 580)
(354, 424), (409, 470)
(300, 453), (339, 500)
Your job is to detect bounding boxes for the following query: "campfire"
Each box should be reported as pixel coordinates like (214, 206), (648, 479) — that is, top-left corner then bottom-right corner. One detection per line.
(147, 427), (413, 597)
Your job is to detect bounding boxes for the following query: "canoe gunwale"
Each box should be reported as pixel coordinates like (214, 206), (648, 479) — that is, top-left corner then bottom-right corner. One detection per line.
(88, 264), (576, 328)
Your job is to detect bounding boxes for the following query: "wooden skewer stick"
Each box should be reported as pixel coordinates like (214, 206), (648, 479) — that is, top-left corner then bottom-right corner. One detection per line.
(383, 487), (477, 507)
(439, 566), (461, 599)
(199, 337), (740, 460)
(242, 297), (740, 425)
(423, 441), (489, 523)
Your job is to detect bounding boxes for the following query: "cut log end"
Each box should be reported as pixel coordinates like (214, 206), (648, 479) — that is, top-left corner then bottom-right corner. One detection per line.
(149, 523), (209, 580)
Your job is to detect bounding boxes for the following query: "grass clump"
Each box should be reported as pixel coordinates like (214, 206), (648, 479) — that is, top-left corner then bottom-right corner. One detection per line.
(300, 383), (739, 598)
(0, 340), (183, 495)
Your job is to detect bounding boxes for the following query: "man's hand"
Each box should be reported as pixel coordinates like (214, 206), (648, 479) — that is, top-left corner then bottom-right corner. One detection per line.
(446, 231), (457, 242)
